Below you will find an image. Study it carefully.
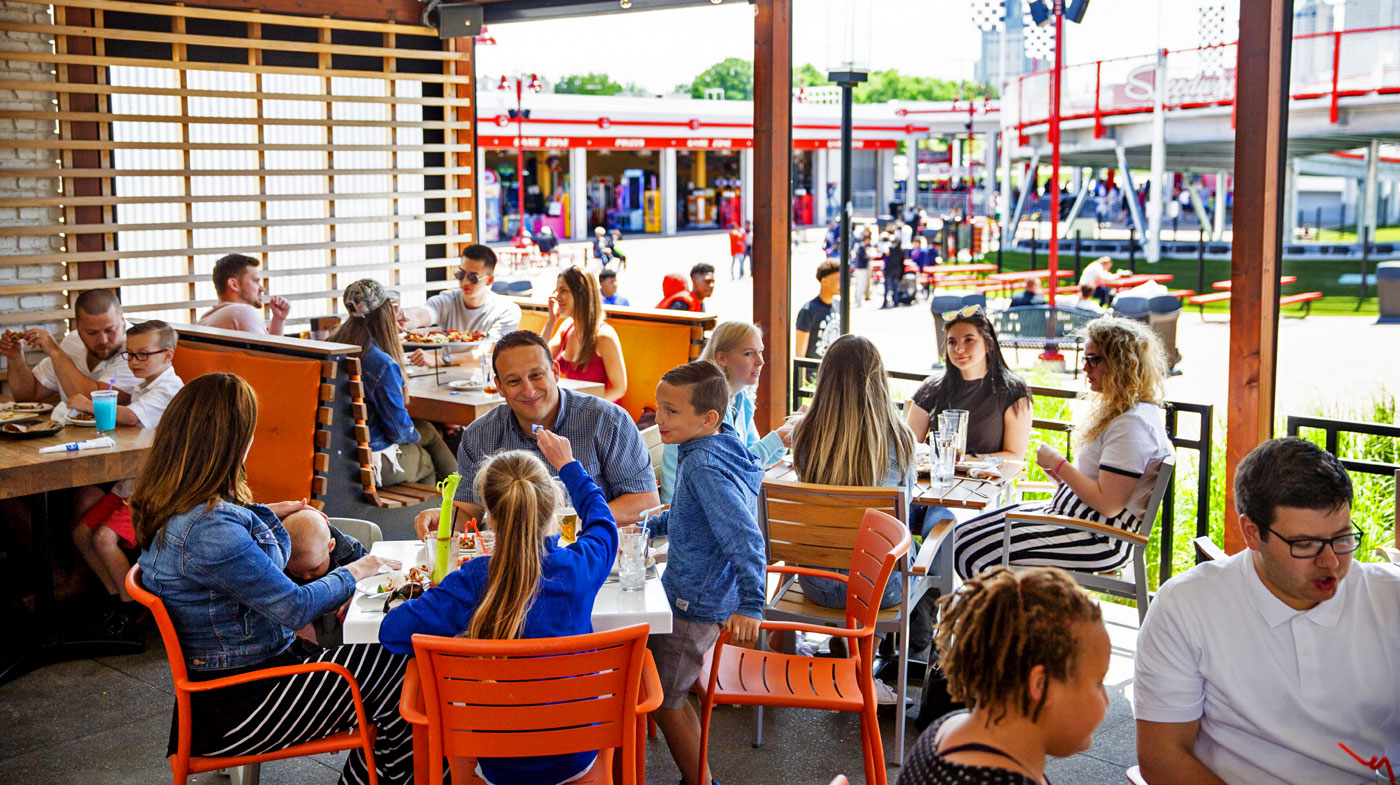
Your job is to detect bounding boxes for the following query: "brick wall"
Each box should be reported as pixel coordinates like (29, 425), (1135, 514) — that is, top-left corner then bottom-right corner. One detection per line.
(0, 0), (64, 377)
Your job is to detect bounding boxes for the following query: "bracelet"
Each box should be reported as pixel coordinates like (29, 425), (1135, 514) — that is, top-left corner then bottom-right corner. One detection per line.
(1054, 458), (1067, 475)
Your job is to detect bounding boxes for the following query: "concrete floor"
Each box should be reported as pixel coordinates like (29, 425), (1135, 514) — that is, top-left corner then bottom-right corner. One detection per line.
(0, 602), (1144, 785)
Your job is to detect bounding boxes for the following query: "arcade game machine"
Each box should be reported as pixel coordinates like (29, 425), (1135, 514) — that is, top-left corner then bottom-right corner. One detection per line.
(611, 168), (647, 232)
(480, 170), (502, 242)
(644, 189), (662, 233)
(687, 188), (717, 227)
(588, 176), (613, 230)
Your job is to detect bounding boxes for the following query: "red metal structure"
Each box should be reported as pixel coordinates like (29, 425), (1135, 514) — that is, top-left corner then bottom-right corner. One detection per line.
(498, 73), (542, 244)
(1010, 24), (1400, 140)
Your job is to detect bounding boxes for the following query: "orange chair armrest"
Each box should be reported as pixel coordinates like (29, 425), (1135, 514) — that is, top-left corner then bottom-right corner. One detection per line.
(398, 658), (428, 726)
(758, 620), (875, 640)
(637, 650), (663, 714)
(182, 660), (357, 693)
(765, 564), (849, 584)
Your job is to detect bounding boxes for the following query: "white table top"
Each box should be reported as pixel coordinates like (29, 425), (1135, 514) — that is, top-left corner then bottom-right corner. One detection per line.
(342, 539), (673, 644)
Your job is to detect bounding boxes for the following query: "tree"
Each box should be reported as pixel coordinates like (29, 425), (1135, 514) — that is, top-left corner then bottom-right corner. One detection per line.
(794, 63), (830, 88)
(687, 57), (754, 100)
(554, 72), (626, 96)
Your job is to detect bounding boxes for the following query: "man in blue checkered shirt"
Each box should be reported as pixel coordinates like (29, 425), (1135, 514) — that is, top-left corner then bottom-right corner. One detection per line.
(414, 330), (659, 537)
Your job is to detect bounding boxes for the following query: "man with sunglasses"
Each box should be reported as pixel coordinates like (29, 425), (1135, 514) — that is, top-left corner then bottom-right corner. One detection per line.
(1135, 437), (1399, 785)
(400, 244), (521, 366)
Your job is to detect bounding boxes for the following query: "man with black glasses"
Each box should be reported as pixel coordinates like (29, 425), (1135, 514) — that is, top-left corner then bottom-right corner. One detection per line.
(1134, 437), (1399, 785)
(401, 244), (521, 367)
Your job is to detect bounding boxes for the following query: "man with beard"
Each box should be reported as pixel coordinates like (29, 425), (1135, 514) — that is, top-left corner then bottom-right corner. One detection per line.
(2, 288), (137, 404)
(1134, 437), (1400, 785)
(198, 253), (290, 335)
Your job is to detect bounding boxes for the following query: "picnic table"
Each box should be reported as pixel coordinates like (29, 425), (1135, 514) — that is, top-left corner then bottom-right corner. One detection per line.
(0, 418), (155, 684)
(342, 539), (674, 644)
(1212, 275), (1296, 290)
(1106, 273), (1174, 289)
(405, 368), (604, 425)
(923, 263), (998, 276)
(763, 456), (1025, 510)
(988, 269), (1075, 284)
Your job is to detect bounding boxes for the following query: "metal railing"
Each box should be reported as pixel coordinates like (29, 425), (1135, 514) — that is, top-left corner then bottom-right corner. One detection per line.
(1008, 23), (1400, 138)
(1285, 416), (1400, 478)
(791, 357), (1214, 582)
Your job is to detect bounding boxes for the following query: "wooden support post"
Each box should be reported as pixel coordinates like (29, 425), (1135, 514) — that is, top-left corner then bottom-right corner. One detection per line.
(753, 0), (792, 434)
(1224, 0), (1293, 553)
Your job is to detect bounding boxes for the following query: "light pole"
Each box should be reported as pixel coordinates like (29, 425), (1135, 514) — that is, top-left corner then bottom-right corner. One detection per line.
(827, 0), (870, 337)
(497, 73), (541, 245)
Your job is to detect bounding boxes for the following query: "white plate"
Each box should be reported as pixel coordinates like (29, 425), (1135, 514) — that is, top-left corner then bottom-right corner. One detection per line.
(447, 379), (485, 391)
(401, 338), (484, 350)
(65, 415), (97, 427)
(1, 402), (53, 414)
(355, 571), (406, 597)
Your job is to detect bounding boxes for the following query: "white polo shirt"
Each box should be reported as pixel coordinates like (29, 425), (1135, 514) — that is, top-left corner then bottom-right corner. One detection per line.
(1134, 551), (1400, 785)
(30, 324), (140, 402)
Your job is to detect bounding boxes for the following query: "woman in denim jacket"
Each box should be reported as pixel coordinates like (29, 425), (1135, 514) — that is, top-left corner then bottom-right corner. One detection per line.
(331, 279), (456, 487)
(132, 373), (412, 785)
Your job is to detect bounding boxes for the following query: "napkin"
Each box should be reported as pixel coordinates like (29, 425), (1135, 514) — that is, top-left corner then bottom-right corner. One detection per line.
(39, 436), (115, 454)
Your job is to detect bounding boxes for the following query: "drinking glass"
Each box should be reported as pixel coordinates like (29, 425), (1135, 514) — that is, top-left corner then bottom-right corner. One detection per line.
(91, 390), (118, 432)
(617, 527), (647, 592)
(938, 409), (970, 461)
(478, 530), (496, 556)
(930, 433), (956, 491)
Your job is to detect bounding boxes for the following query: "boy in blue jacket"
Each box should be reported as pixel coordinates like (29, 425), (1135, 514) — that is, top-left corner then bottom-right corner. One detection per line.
(645, 360), (766, 785)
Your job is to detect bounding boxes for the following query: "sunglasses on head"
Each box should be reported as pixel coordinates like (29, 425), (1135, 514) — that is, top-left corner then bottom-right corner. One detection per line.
(942, 304), (985, 322)
(454, 269), (483, 284)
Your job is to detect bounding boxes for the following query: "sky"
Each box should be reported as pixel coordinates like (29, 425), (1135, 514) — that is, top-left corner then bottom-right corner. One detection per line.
(474, 0), (1234, 95)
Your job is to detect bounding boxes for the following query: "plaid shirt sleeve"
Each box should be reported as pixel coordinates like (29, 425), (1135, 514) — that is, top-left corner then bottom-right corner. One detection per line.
(596, 406), (657, 498)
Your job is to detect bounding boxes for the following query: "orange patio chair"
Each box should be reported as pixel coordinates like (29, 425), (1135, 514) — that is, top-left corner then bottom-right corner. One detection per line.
(125, 566), (378, 785)
(695, 508), (911, 785)
(398, 623), (663, 785)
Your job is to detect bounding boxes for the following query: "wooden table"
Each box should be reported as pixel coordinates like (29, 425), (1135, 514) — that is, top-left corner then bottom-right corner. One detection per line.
(405, 370), (605, 426)
(1213, 275), (1295, 290)
(0, 424), (154, 500)
(342, 540), (673, 644)
(763, 458), (1025, 510)
(989, 269), (1075, 283)
(0, 419), (154, 684)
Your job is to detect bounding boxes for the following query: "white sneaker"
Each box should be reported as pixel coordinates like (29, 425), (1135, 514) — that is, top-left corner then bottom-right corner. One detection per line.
(873, 679), (898, 706)
(794, 633), (821, 658)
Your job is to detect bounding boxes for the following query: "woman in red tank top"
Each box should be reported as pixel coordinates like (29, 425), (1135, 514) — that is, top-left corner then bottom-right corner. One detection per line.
(542, 267), (628, 402)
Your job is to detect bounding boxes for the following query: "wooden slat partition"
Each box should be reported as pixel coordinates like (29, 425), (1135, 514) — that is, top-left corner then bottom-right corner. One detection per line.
(0, 0), (475, 330)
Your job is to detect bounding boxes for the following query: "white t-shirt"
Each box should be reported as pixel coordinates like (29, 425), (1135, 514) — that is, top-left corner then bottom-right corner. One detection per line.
(31, 324), (140, 402)
(1079, 263), (1115, 289)
(422, 290), (521, 340)
(1134, 552), (1400, 785)
(1074, 402), (1173, 521)
(112, 365), (184, 497)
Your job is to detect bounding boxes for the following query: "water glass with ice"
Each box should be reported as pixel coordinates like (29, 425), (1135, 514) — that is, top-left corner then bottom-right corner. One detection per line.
(930, 433), (956, 491)
(617, 527), (647, 592)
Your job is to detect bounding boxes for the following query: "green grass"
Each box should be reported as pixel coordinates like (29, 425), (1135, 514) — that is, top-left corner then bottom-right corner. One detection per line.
(1314, 225), (1400, 244)
(988, 249), (1381, 317)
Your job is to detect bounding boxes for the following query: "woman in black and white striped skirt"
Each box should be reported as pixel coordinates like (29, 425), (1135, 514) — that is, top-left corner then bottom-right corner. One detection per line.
(952, 317), (1174, 579)
(131, 373), (418, 785)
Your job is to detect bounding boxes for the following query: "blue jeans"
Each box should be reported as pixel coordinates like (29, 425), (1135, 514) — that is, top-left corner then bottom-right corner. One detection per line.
(797, 550), (909, 611)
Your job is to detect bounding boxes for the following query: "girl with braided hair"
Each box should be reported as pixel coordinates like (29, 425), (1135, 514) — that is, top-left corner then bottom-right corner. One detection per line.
(899, 567), (1110, 785)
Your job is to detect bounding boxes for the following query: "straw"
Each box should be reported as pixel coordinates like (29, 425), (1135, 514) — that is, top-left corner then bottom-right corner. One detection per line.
(108, 377), (115, 391)
(1340, 742), (1395, 784)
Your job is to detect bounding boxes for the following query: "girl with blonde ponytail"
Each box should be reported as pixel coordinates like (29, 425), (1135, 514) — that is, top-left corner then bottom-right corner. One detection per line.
(381, 430), (619, 785)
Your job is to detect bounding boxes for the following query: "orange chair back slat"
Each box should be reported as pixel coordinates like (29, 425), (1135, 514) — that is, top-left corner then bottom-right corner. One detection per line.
(516, 307), (699, 421)
(846, 510), (910, 632)
(411, 625), (650, 768)
(172, 344), (321, 502)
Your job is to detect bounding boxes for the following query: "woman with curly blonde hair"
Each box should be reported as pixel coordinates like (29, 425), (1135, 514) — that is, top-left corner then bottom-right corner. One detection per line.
(952, 317), (1173, 578)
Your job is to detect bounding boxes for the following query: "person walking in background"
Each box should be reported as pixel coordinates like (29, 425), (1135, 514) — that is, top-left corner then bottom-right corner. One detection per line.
(882, 223), (906, 309)
(794, 260), (841, 362)
(728, 223), (746, 280)
(658, 263), (715, 312)
(852, 232), (871, 308)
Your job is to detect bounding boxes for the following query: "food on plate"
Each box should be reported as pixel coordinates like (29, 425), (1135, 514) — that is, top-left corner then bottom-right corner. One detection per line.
(407, 565), (431, 585)
(401, 329), (486, 345)
(459, 532), (476, 551)
(10, 402), (48, 411)
(67, 410), (96, 423)
(3, 420), (61, 434)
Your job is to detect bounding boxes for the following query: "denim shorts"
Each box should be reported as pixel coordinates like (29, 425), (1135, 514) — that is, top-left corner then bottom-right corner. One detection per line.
(798, 568), (904, 610)
(647, 615), (722, 710)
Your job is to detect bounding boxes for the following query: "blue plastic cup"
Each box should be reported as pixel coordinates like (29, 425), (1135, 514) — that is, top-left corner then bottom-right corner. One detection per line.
(91, 390), (118, 432)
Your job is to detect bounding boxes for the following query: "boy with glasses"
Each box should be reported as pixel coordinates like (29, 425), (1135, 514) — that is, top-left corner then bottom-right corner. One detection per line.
(400, 244), (522, 367)
(67, 320), (184, 638)
(1134, 437), (1400, 785)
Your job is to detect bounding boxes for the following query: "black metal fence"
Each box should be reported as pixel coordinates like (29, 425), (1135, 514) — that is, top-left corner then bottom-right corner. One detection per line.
(792, 357), (1214, 583)
(1285, 416), (1400, 477)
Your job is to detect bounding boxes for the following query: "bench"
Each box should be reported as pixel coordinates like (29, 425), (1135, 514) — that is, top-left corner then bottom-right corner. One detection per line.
(344, 355), (441, 525)
(990, 306), (1097, 375)
(1187, 289), (1323, 319)
(515, 299), (716, 423)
